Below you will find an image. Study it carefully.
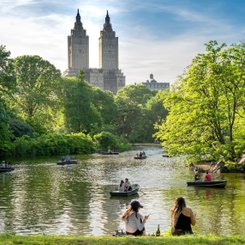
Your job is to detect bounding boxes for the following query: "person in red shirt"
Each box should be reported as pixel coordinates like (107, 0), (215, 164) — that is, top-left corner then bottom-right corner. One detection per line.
(204, 171), (212, 181)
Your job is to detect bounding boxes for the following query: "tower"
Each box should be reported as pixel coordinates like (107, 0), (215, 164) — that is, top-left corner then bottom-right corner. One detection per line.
(99, 10), (118, 70)
(67, 9), (89, 74)
(64, 10), (125, 93)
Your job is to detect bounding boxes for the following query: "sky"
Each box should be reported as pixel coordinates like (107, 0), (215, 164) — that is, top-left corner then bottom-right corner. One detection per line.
(0, 0), (244, 85)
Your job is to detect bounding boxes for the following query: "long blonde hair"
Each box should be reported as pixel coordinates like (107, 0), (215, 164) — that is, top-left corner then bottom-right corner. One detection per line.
(171, 197), (186, 228)
(121, 207), (132, 220)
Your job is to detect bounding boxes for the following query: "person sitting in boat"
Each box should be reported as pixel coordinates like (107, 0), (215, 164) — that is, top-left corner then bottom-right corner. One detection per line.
(61, 156), (65, 162)
(142, 151), (145, 156)
(119, 180), (125, 191)
(65, 155), (71, 163)
(108, 148), (112, 153)
(121, 200), (149, 236)
(194, 167), (200, 181)
(204, 170), (212, 182)
(124, 178), (132, 191)
(139, 152), (142, 157)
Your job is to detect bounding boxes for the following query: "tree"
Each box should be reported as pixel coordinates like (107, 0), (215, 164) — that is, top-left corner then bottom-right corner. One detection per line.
(0, 45), (16, 155)
(12, 55), (62, 132)
(0, 45), (16, 95)
(114, 84), (154, 142)
(62, 72), (102, 133)
(93, 88), (118, 127)
(146, 90), (169, 140)
(156, 41), (245, 164)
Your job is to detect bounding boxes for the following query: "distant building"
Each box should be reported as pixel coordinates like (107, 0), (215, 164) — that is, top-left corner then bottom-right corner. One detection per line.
(142, 74), (170, 91)
(64, 10), (125, 94)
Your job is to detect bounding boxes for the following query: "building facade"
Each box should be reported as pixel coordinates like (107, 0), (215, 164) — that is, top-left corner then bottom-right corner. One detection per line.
(142, 74), (170, 91)
(64, 10), (125, 94)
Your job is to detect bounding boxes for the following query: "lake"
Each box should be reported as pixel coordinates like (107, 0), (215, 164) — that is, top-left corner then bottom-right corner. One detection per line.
(0, 146), (244, 236)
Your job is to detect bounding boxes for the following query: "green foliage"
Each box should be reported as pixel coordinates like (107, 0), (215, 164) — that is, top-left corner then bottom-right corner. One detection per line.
(12, 55), (62, 130)
(62, 72), (119, 135)
(9, 118), (34, 138)
(0, 45), (16, 95)
(0, 100), (13, 156)
(156, 41), (245, 165)
(94, 131), (131, 151)
(11, 133), (95, 157)
(62, 73), (102, 133)
(0, 46), (15, 156)
(93, 88), (118, 126)
(115, 84), (167, 143)
(146, 90), (169, 139)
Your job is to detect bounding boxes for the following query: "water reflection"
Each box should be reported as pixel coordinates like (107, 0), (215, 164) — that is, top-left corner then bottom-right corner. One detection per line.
(0, 147), (244, 236)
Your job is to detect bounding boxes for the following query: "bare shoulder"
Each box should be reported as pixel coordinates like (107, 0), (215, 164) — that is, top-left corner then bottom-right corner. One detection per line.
(182, 207), (193, 216)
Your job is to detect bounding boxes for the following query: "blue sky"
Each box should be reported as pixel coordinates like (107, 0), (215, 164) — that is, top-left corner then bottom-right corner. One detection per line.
(0, 0), (244, 85)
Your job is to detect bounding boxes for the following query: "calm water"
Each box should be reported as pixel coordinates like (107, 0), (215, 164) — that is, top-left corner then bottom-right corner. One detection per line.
(0, 146), (245, 236)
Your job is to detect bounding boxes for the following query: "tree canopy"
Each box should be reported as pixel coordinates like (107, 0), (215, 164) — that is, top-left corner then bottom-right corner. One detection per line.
(156, 41), (245, 164)
(12, 55), (62, 132)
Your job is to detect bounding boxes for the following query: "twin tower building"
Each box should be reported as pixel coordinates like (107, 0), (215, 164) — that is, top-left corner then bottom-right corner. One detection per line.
(64, 10), (125, 93)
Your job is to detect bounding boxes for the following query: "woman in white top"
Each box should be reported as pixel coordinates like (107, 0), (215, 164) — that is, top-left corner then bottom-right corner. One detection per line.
(121, 200), (149, 236)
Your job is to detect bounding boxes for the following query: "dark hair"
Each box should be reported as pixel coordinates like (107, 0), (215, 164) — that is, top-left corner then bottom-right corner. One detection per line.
(173, 197), (186, 214)
(130, 200), (143, 212)
(120, 180), (124, 186)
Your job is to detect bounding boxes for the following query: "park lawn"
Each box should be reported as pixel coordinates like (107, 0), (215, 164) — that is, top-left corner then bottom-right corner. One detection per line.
(0, 234), (244, 245)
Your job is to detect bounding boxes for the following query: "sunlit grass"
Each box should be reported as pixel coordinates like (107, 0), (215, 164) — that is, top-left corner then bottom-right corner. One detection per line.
(0, 234), (244, 245)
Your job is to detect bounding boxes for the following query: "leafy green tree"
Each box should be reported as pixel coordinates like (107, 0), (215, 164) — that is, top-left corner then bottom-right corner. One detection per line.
(114, 84), (154, 142)
(156, 41), (245, 164)
(62, 72), (102, 133)
(146, 90), (169, 140)
(93, 131), (130, 151)
(9, 118), (34, 138)
(12, 55), (62, 132)
(0, 45), (16, 95)
(0, 45), (16, 155)
(93, 88), (118, 127)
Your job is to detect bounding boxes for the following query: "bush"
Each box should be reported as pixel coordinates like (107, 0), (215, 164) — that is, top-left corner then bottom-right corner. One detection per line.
(11, 133), (95, 157)
(94, 131), (131, 152)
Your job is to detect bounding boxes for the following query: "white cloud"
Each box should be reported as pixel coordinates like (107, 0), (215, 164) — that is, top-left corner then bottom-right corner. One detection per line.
(0, 0), (244, 86)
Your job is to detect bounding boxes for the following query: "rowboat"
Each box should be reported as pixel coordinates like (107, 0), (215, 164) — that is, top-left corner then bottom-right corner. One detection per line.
(57, 160), (78, 165)
(134, 155), (147, 159)
(187, 180), (227, 188)
(110, 184), (140, 196)
(0, 167), (15, 173)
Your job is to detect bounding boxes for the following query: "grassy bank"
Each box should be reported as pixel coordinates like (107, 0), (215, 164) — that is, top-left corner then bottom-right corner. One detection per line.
(0, 234), (244, 245)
